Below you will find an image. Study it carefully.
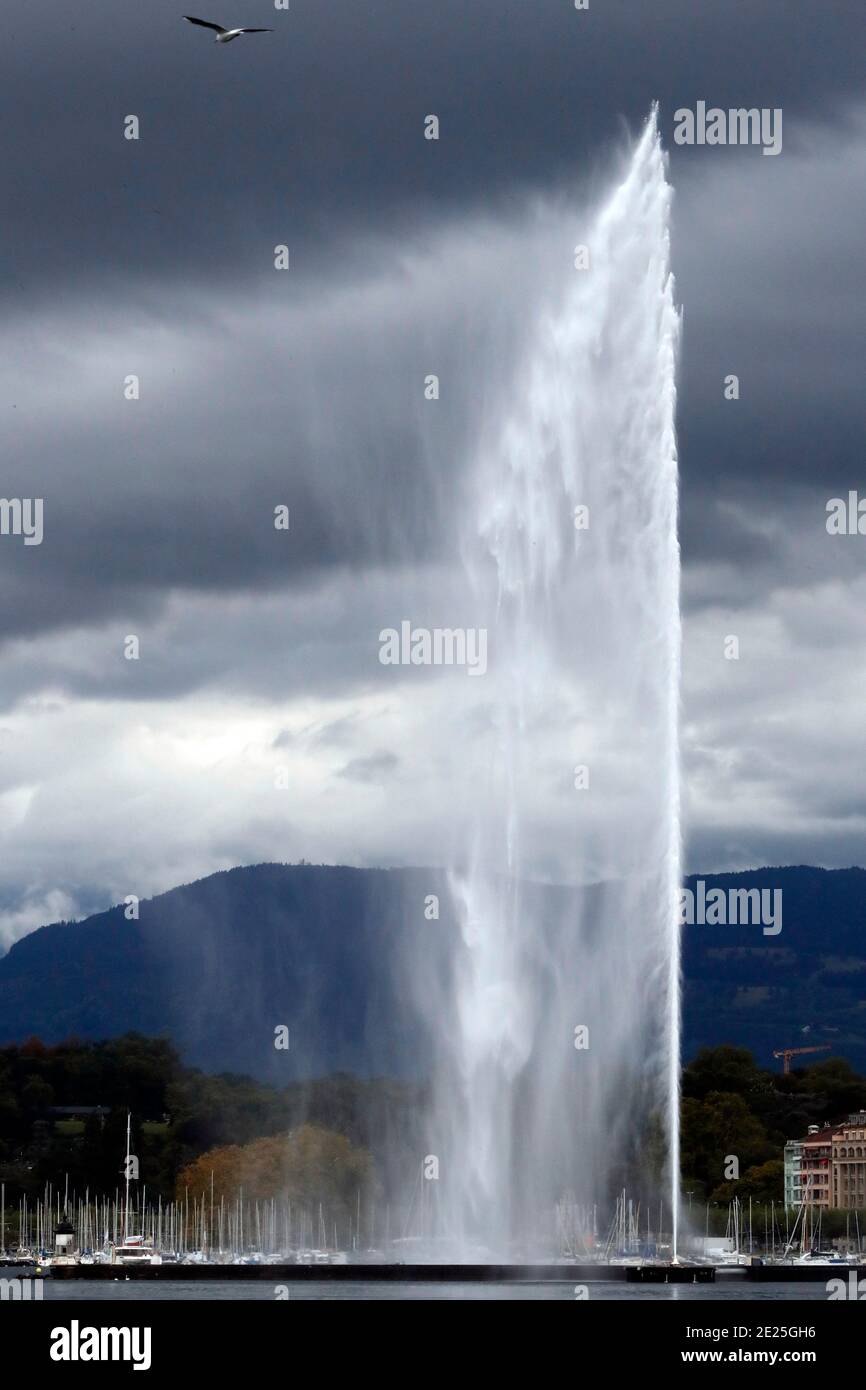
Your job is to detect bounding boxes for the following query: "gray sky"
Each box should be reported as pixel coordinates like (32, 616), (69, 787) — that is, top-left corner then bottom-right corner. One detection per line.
(1, 1), (865, 946)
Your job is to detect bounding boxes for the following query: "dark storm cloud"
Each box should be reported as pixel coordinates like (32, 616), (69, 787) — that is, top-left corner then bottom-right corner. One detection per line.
(0, 206), (562, 648)
(2, 0), (862, 300)
(3, 0), (863, 597)
(674, 111), (866, 538)
(3, 100), (863, 666)
(1, 0), (865, 903)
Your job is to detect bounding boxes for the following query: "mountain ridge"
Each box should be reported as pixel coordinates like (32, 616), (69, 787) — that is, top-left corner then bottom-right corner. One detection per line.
(1, 862), (864, 1078)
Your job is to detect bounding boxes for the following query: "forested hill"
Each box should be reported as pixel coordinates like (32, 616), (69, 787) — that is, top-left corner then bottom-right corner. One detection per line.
(0, 863), (864, 1078)
(680, 865), (866, 1072)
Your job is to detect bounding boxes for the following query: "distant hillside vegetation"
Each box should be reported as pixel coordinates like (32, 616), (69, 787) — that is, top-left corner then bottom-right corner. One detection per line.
(0, 863), (864, 1078)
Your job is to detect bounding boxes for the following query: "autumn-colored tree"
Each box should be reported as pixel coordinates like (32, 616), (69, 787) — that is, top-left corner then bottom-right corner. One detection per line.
(175, 1123), (373, 1219)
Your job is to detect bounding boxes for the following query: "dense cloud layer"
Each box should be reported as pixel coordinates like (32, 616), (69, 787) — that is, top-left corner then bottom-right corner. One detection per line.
(3, 0), (863, 295)
(1, 1), (864, 945)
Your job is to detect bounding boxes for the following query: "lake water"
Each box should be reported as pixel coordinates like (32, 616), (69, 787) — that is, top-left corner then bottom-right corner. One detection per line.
(34, 1280), (833, 1302)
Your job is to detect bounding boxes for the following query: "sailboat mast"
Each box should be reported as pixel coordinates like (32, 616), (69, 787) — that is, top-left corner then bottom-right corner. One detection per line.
(124, 1112), (131, 1242)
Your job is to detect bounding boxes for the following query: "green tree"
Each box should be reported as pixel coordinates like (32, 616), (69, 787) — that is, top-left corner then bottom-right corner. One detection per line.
(711, 1159), (784, 1204)
(681, 1091), (772, 1196)
(683, 1045), (768, 1102)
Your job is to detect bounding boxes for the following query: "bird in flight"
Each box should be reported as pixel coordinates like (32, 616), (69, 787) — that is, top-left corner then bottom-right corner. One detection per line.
(184, 16), (273, 43)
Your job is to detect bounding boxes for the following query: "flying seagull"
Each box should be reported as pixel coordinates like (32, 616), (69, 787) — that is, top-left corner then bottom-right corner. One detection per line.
(184, 16), (273, 43)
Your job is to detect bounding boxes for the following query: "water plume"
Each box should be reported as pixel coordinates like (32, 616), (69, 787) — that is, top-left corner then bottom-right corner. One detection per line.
(417, 107), (682, 1259)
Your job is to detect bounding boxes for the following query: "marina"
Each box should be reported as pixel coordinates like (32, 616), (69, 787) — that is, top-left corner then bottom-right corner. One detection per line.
(3, 1130), (862, 1286)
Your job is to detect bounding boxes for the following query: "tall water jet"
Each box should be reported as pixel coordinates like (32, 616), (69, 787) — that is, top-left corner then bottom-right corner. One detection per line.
(418, 108), (681, 1258)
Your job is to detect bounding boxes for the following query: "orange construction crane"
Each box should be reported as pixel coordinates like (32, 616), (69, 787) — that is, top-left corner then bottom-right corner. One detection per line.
(772, 1044), (831, 1075)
